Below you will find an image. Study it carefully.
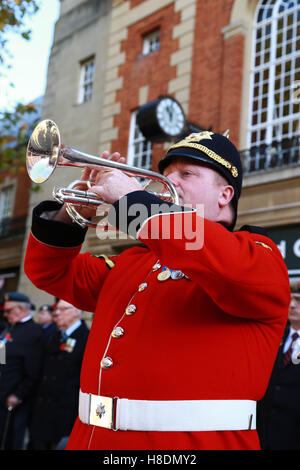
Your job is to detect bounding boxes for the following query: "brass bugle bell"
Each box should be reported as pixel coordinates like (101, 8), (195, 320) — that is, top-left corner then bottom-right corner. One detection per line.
(26, 119), (179, 228)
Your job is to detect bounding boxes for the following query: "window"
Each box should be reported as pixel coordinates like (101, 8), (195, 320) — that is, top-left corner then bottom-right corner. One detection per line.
(0, 185), (14, 236)
(78, 57), (95, 104)
(248, 0), (300, 149)
(127, 111), (152, 170)
(142, 29), (160, 55)
(0, 185), (14, 220)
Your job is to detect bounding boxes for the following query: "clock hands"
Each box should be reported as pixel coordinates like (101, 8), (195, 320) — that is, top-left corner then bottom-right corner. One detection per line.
(166, 104), (174, 123)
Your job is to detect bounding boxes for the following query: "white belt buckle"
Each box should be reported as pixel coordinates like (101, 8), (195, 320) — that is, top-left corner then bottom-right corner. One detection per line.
(89, 394), (118, 430)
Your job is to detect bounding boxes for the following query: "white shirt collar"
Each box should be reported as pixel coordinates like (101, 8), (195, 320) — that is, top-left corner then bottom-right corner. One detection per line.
(64, 320), (82, 337)
(20, 315), (33, 323)
(283, 326), (300, 353)
(289, 326), (300, 337)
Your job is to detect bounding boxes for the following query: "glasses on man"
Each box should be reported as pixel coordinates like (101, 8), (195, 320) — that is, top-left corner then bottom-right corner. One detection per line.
(3, 305), (19, 314)
(54, 306), (74, 312)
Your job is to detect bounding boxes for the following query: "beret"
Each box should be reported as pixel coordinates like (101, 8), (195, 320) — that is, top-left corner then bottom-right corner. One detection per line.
(4, 292), (31, 303)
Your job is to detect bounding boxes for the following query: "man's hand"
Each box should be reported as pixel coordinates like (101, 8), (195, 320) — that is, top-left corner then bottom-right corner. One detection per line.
(6, 394), (22, 410)
(53, 151), (141, 224)
(89, 166), (142, 204)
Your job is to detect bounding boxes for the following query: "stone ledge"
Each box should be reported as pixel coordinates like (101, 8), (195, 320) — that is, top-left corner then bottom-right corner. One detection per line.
(243, 165), (300, 187)
(222, 20), (248, 39)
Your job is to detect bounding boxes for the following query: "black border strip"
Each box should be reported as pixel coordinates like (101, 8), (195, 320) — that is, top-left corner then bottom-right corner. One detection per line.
(31, 201), (88, 247)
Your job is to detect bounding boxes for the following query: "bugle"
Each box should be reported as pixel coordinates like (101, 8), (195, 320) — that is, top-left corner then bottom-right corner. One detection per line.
(26, 119), (179, 227)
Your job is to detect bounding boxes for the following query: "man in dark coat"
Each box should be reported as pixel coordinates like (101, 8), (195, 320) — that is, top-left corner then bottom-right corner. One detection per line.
(29, 299), (89, 449)
(37, 304), (57, 342)
(0, 292), (45, 450)
(257, 282), (300, 450)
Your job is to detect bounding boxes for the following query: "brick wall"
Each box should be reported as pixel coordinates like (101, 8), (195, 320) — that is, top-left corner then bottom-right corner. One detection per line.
(107, 0), (244, 167)
(0, 169), (31, 219)
(219, 33), (245, 147)
(13, 170), (31, 219)
(110, 2), (181, 168)
(189, 0), (243, 147)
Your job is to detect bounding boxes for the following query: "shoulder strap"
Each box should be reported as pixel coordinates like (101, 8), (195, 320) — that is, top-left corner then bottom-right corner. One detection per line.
(238, 225), (268, 236)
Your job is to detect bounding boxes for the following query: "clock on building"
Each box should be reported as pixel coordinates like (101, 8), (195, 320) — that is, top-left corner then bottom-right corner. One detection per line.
(136, 96), (186, 142)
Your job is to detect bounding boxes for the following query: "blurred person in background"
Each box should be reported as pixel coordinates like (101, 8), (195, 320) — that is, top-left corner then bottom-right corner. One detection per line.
(0, 299), (5, 333)
(29, 299), (89, 450)
(257, 282), (300, 450)
(0, 299), (5, 389)
(37, 304), (57, 342)
(0, 292), (45, 450)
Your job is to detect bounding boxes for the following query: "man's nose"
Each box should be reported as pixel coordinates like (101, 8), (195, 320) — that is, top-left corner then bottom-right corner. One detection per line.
(166, 172), (180, 185)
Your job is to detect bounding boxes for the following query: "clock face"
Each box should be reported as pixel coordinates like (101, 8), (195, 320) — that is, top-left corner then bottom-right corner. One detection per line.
(156, 98), (185, 137)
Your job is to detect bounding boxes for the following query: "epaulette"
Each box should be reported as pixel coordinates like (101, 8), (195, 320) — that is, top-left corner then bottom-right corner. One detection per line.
(238, 225), (268, 236)
(239, 225), (273, 251)
(91, 254), (116, 269)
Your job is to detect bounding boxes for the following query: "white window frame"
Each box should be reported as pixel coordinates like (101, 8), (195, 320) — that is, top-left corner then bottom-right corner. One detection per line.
(142, 29), (160, 55)
(248, 0), (300, 149)
(0, 183), (15, 236)
(0, 184), (14, 221)
(78, 57), (95, 104)
(127, 111), (152, 170)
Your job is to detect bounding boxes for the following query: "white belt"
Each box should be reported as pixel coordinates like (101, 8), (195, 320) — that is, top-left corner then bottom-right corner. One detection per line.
(78, 389), (256, 432)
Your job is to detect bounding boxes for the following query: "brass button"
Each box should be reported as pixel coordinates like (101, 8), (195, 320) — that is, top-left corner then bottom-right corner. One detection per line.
(101, 357), (113, 369)
(138, 282), (148, 292)
(111, 326), (124, 338)
(125, 304), (136, 315)
(152, 263), (161, 272)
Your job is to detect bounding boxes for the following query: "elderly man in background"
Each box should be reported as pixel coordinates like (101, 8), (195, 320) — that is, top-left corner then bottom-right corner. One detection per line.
(0, 292), (45, 450)
(29, 299), (89, 450)
(257, 283), (300, 450)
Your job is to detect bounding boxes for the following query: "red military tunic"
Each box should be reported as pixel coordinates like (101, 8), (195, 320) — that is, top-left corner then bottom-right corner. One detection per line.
(24, 194), (290, 450)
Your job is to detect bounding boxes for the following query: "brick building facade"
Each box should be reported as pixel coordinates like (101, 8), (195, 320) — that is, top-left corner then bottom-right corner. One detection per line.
(0, 100), (41, 297)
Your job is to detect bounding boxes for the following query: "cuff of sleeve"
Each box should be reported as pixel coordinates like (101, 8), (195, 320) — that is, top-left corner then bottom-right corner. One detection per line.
(108, 190), (191, 239)
(32, 201), (88, 247)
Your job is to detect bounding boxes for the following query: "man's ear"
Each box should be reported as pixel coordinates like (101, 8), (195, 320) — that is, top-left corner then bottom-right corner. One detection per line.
(218, 185), (234, 208)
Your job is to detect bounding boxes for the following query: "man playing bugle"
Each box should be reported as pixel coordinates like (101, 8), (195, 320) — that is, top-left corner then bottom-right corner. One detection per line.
(24, 131), (290, 450)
